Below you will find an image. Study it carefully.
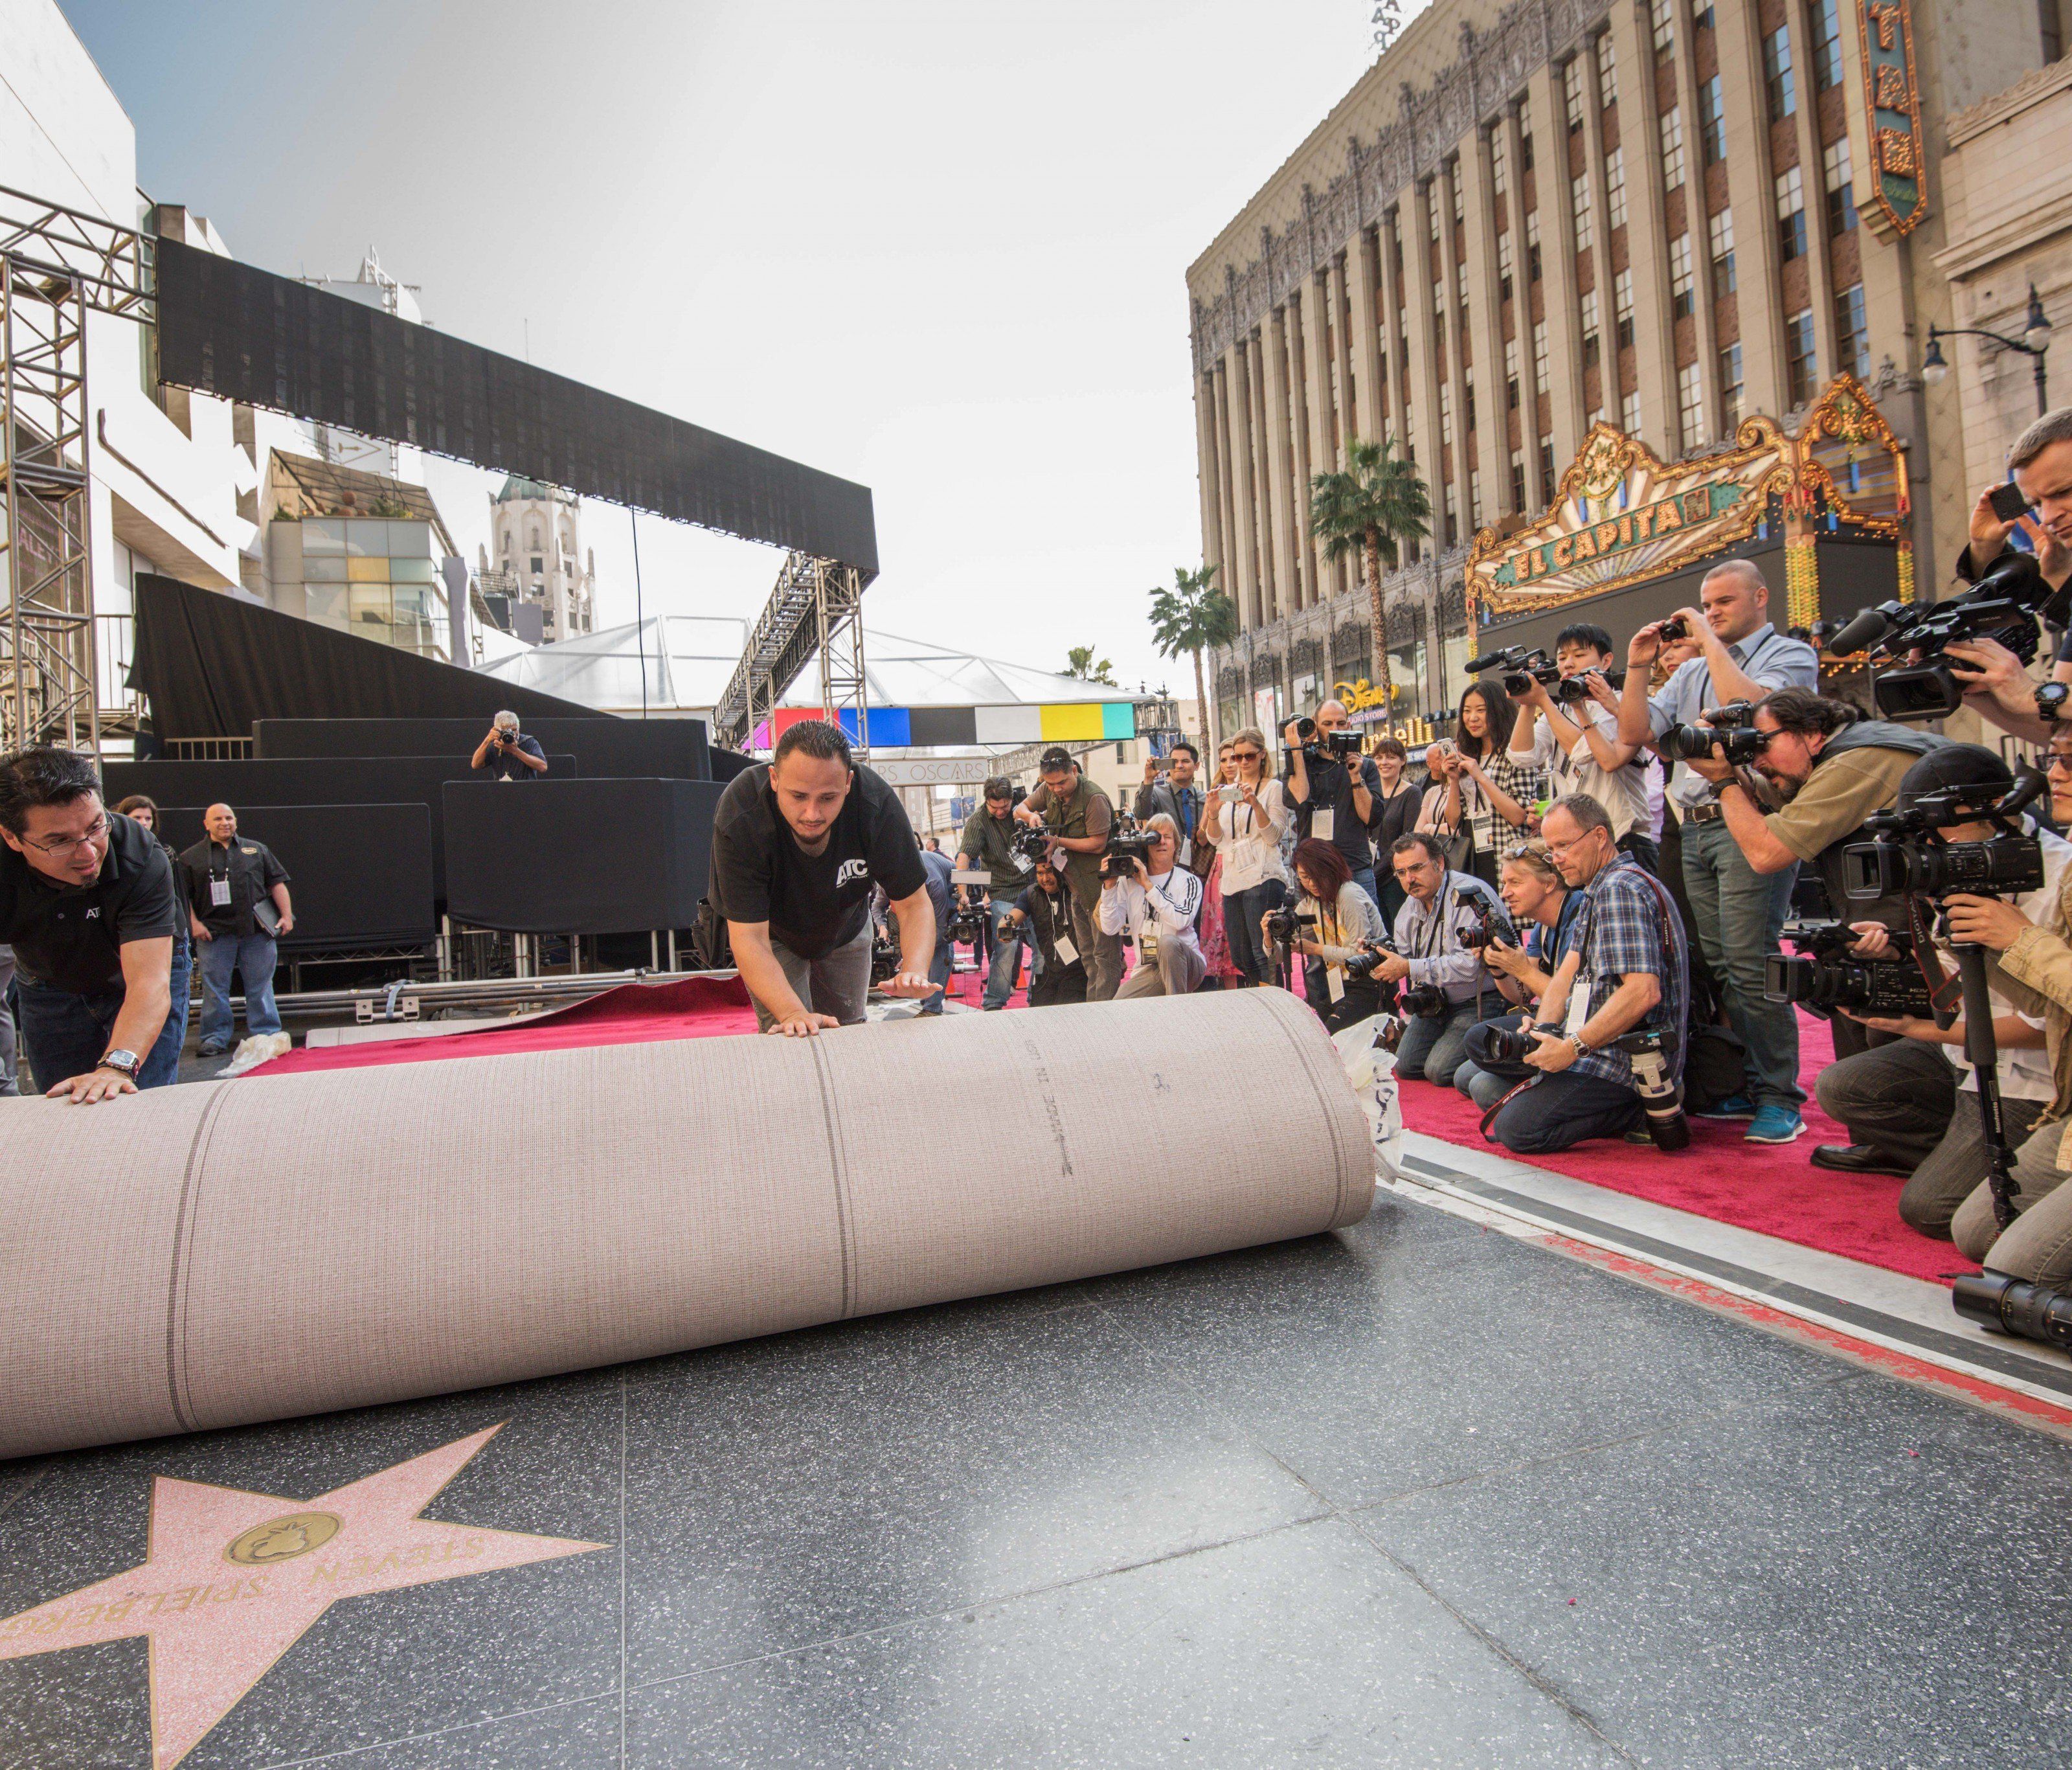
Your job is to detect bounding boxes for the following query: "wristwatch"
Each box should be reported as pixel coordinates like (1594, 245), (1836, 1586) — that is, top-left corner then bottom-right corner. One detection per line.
(97, 1049), (140, 1078)
(1568, 1034), (1592, 1058)
(2037, 683), (2069, 724)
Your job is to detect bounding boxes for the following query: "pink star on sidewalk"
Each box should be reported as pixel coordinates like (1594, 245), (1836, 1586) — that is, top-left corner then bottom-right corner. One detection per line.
(0, 1424), (606, 1769)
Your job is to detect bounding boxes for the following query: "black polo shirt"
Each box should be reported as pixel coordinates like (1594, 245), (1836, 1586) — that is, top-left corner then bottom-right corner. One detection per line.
(710, 762), (927, 961)
(475, 733), (548, 780)
(0, 808), (179, 994)
(179, 835), (291, 938)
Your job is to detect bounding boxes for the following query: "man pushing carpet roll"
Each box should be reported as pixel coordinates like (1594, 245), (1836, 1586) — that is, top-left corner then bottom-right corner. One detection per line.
(708, 718), (942, 1034)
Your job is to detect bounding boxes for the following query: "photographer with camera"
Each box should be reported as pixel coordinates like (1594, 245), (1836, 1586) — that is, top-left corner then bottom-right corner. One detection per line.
(1262, 837), (1392, 1032)
(470, 710), (549, 781)
(1418, 685), (1543, 888)
(1370, 832), (1512, 1088)
(1283, 699), (1384, 908)
(957, 777), (1032, 1012)
(1615, 562), (1818, 1141)
(1454, 841), (1583, 1109)
(1132, 740), (1207, 874)
(1809, 749), (2069, 1206)
(1201, 726), (1289, 987)
(1004, 857), (1086, 1005)
(1015, 747), (1124, 1001)
(1506, 623), (1655, 871)
(1481, 794), (1691, 1155)
(1096, 813), (1205, 999)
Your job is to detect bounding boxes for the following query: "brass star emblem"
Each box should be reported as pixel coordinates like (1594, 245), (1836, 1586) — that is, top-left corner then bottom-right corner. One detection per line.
(0, 1425), (606, 1768)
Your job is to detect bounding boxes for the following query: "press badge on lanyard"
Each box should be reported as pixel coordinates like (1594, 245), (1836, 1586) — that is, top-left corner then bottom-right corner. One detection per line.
(210, 872), (232, 907)
(1312, 808), (1335, 843)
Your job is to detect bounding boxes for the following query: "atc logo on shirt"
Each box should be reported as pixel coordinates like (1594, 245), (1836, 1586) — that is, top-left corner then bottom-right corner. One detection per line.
(835, 859), (871, 889)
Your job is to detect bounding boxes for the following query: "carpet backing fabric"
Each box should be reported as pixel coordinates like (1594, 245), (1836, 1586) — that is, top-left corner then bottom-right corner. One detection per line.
(0, 988), (1373, 1460)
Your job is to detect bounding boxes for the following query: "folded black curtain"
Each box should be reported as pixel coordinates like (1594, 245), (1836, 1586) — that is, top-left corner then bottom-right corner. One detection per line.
(130, 575), (603, 740)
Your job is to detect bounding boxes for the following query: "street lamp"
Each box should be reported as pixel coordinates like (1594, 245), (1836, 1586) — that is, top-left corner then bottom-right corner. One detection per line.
(1921, 284), (2054, 416)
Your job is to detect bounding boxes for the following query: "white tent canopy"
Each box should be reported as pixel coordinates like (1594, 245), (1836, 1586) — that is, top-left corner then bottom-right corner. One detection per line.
(475, 617), (1154, 717)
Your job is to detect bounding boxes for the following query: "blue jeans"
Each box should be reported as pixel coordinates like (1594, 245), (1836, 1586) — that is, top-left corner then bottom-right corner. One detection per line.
(983, 891), (1028, 1009)
(1393, 998), (1480, 1089)
(1458, 1013), (1533, 1111)
(198, 932), (282, 1047)
(921, 936), (954, 1015)
(1680, 815), (1802, 1110)
(1351, 866), (1381, 914)
(146, 935), (193, 1087)
(14, 973), (185, 1094)
(1224, 879), (1285, 986)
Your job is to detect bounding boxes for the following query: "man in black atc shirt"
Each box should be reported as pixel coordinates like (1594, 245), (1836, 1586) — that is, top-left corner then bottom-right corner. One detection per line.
(709, 720), (940, 1035)
(0, 747), (179, 1102)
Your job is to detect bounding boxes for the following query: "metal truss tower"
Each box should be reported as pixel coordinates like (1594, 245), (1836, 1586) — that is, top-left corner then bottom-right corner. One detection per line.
(712, 550), (870, 757)
(0, 187), (152, 756)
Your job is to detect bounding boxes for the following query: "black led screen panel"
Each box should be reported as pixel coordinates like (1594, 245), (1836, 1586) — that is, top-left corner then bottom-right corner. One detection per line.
(153, 238), (879, 574)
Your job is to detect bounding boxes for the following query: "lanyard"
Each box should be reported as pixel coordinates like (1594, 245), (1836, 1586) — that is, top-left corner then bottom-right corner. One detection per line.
(1415, 883), (1453, 960)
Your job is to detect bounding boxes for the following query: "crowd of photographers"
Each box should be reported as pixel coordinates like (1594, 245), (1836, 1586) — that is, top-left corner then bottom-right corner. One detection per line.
(927, 406), (2072, 1352)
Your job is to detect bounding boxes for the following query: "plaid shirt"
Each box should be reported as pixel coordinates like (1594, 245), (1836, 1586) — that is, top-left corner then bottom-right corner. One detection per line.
(1427, 750), (1548, 857)
(1562, 855), (1687, 1087)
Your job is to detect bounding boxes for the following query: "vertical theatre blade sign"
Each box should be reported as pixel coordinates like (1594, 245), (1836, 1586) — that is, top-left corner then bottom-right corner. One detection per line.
(1857, 0), (1926, 233)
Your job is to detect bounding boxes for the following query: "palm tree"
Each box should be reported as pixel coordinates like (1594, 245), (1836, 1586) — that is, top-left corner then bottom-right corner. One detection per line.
(1307, 439), (1431, 725)
(1063, 646), (1117, 685)
(1147, 565), (1238, 754)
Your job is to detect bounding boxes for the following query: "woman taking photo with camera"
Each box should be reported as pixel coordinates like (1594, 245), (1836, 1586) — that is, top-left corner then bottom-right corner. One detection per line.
(1419, 684), (1544, 887)
(1366, 736), (1421, 924)
(1265, 837), (1391, 1031)
(1201, 726), (1287, 987)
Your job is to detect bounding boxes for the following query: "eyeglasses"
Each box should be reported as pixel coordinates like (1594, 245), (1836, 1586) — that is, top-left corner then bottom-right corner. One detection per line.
(24, 813), (109, 858)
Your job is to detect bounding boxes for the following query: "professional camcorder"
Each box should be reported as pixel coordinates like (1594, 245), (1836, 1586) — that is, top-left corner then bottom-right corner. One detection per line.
(1098, 816), (1162, 881)
(1011, 825), (1052, 863)
(1829, 552), (2069, 721)
(1656, 699), (1764, 765)
(1843, 766), (2047, 903)
(1466, 644), (1562, 698)
(946, 901), (988, 948)
(1762, 919), (1937, 1018)
(1289, 716), (1362, 761)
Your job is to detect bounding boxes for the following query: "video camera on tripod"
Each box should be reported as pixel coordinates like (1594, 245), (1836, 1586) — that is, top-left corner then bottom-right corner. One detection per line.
(1465, 643), (1562, 698)
(1846, 764), (2050, 1243)
(1827, 552), (2069, 721)
(1762, 919), (1939, 1018)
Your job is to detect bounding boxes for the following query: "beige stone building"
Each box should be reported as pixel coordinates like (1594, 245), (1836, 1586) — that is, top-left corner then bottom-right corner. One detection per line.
(1189, 0), (2071, 742)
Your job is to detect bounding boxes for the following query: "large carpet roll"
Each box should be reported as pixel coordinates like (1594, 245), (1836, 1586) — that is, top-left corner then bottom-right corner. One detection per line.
(0, 988), (1372, 1460)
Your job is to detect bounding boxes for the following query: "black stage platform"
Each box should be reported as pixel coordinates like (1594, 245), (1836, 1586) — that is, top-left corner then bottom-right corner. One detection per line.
(4, 1186), (2069, 1768)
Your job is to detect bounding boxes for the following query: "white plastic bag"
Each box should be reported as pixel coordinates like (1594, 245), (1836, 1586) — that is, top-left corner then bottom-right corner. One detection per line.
(1332, 1014), (1405, 1181)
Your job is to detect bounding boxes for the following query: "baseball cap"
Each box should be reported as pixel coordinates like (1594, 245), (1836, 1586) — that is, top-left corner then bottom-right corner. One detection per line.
(1896, 743), (2013, 808)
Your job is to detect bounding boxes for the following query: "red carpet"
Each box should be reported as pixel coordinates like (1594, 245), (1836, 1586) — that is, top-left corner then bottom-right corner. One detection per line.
(1399, 1010), (1978, 1285)
(260, 976), (763, 1074)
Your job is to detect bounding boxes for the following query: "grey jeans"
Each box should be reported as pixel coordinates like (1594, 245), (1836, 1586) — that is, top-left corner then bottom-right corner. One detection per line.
(752, 922), (873, 1033)
(1680, 813), (1803, 1111)
(0, 944), (16, 1097)
(1815, 1038), (2053, 1236)
(1952, 1119), (2072, 1286)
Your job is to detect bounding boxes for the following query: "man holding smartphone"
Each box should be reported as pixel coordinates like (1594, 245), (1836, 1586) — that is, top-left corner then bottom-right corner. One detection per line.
(471, 711), (550, 780)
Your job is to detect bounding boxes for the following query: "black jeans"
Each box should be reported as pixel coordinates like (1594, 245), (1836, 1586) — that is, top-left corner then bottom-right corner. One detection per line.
(1487, 1070), (1643, 1154)
(1617, 832), (1660, 875)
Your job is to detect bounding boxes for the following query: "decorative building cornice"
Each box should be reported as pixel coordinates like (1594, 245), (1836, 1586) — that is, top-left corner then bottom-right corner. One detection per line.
(1189, 0), (1610, 376)
(1942, 48), (2071, 146)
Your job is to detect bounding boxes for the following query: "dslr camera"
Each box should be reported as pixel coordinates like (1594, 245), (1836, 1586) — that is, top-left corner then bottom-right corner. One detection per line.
(1098, 815), (1162, 881)
(1263, 906), (1317, 945)
(1290, 716), (1362, 761)
(1828, 552), (2069, 721)
(1458, 896), (1516, 952)
(1762, 919), (1936, 1018)
(1466, 643), (1562, 698)
(1656, 699), (1765, 765)
(870, 924), (899, 985)
(1552, 668), (1621, 706)
(1655, 615), (1691, 644)
(1843, 766), (2047, 903)
(1479, 1022), (1688, 1149)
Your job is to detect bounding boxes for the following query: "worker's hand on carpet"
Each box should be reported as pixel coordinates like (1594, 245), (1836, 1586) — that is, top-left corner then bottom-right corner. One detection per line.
(767, 1010), (840, 1037)
(47, 1068), (137, 1105)
(881, 972), (941, 1000)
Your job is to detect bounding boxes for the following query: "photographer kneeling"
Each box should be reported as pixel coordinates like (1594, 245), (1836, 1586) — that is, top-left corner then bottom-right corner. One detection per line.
(1096, 813), (1205, 999)
(1485, 794), (1690, 1155)
(1456, 841), (1581, 1110)
(1811, 748), (2069, 1208)
(1371, 832), (1511, 1088)
(1265, 837), (1391, 1033)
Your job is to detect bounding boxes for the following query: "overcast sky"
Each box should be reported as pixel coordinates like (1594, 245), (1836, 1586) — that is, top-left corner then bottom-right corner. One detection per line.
(58, 0), (1399, 692)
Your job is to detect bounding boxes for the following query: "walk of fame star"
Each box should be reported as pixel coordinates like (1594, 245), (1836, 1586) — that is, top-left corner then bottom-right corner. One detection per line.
(0, 1424), (606, 1769)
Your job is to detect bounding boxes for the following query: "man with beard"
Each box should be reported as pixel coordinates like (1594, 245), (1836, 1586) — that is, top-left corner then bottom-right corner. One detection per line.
(1680, 686), (1946, 1069)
